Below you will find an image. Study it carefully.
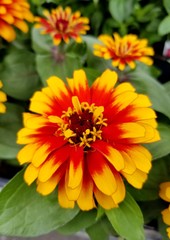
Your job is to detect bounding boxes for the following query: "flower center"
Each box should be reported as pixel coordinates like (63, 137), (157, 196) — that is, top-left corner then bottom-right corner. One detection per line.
(56, 18), (69, 32)
(49, 96), (107, 148)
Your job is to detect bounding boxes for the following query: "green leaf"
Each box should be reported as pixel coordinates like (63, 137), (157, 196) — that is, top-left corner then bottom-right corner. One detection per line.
(139, 200), (164, 224)
(30, 0), (47, 5)
(158, 215), (170, 240)
(0, 47), (41, 100)
(96, 206), (105, 220)
(86, 216), (114, 240)
(163, 0), (170, 14)
(32, 28), (83, 85)
(65, 41), (87, 65)
(83, 67), (101, 86)
(0, 103), (23, 159)
(109, 0), (136, 23)
(0, 170), (79, 237)
(146, 123), (170, 160)
(57, 210), (97, 235)
(36, 53), (82, 85)
(86, 226), (109, 240)
(135, 4), (161, 23)
(105, 192), (145, 240)
(129, 66), (170, 119)
(31, 28), (52, 54)
(164, 81), (170, 95)
(158, 15), (170, 36)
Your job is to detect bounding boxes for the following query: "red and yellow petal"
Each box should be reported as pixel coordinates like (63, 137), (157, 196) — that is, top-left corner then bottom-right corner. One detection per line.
(121, 168), (148, 189)
(94, 187), (118, 209)
(92, 141), (125, 171)
(91, 69), (118, 106)
(17, 128), (37, 144)
(24, 163), (40, 185)
(29, 91), (53, 107)
(47, 76), (72, 109)
(113, 82), (135, 96)
(119, 151), (136, 175)
(13, 18), (28, 32)
(37, 162), (65, 195)
(23, 113), (52, 129)
(103, 122), (146, 141)
(29, 98), (53, 115)
(128, 107), (157, 121)
(37, 174), (60, 195)
(17, 143), (39, 164)
(0, 20), (16, 41)
(131, 94), (152, 108)
(125, 145), (152, 173)
(77, 169), (96, 210)
(138, 118), (158, 128)
(31, 143), (52, 167)
(30, 79), (70, 115)
(110, 169), (126, 204)
(131, 123), (160, 144)
(139, 56), (153, 65)
(67, 70), (90, 102)
(67, 146), (84, 189)
(58, 178), (75, 208)
(87, 150), (117, 195)
(38, 146), (69, 182)
(65, 178), (82, 201)
(111, 91), (138, 111)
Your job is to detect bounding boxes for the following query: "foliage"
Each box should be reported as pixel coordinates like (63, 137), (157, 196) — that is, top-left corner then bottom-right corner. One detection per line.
(0, 0), (170, 240)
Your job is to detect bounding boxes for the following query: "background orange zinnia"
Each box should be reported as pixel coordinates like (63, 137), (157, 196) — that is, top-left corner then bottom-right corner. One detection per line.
(93, 33), (154, 71)
(0, 0), (34, 42)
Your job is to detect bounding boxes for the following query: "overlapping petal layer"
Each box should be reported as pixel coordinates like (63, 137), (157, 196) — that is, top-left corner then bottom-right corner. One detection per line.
(35, 6), (90, 45)
(17, 69), (160, 210)
(93, 33), (154, 70)
(0, 0), (34, 42)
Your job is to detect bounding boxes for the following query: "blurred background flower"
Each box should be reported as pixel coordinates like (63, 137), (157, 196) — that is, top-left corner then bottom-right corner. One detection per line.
(93, 33), (154, 71)
(35, 6), (90, 45)
(0, 0), (34, 42)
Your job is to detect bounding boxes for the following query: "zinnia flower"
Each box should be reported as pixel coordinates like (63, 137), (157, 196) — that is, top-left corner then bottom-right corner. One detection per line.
(93, 33), (154, 71)
(0, 81), (7, 113)
(0, 0), (34, 42)
(159, 182), (170, 238)
(35, 6), (90, 45)
(17, 69), (160, 211)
